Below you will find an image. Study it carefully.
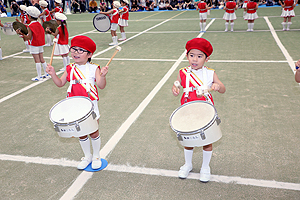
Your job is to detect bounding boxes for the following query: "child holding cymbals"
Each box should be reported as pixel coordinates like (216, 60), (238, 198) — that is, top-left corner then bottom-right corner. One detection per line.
(46, 35), (109, 170)
(100, 1), (121, 46)
(172, 38), (226, 182)
(46, 12), (70, 71)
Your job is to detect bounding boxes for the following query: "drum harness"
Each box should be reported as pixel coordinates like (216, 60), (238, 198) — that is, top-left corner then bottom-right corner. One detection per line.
(183, 66), (213, 105)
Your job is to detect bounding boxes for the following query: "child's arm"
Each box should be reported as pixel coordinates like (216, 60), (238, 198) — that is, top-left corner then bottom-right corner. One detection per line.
(39, 10), (46, 17)
(212, 72), (226, 93)
(16, 26), (31, 40)
(46, 64), (68, 87)
(46, 27), (59, 37)
(172, 74), (181, 96)
(100, 9), (113, 15)
(96, 66), (108, 89)
(0, 20), (3, 27)
(295, 60), (300, 83)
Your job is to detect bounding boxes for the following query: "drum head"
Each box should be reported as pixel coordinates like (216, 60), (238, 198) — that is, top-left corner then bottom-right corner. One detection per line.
(50, 97), (93, 124)
(170, 101), (216, 133)
(93, 13), (111, 32)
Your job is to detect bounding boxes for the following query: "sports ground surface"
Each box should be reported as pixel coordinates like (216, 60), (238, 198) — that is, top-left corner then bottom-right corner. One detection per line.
(0, 6), (300, 199)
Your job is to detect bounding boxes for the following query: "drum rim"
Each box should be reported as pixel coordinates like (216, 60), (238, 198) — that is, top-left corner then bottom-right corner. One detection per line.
(169, 101), (218, 135)
(49, 96), (94, 125)
(93, 13), (111, 32)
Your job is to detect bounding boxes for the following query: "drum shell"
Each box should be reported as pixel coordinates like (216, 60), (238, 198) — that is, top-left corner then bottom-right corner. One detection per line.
(177, 119), (222, 147)
(49, 97), (98, 138)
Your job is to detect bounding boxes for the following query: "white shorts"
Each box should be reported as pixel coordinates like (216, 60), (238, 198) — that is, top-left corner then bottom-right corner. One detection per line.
(111, 23), (118, 31)
(118, 19), (128, 27)
(199, 12), (207, 20)
(54, 44), (70, 56)
(30, 45), (44, 54)
(92, 100), (100, 120)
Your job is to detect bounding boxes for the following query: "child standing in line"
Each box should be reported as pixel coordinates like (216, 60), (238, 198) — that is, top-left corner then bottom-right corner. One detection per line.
(50, 0), (63, 19)
(279, 0), (296, 31)
(16, 6), (49, 81)
(242, 0), (249, 17)
(172, 38), (226, 182)
(118, 0), (129, 41)
(46, 12), (70, 71)
(223, 0), (238, 32)
(100, 1), (121, 46)
(244, 0), (258, 32)
(39, 0), (53, 46)
(46, 35), (109, 170)
(16, 5), (31, 53)
(196, 0), (212, 32)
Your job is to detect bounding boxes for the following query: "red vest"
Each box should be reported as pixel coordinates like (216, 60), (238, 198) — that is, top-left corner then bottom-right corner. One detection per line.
(247, 1), (257, 14)
(111, 9), (119, 24)
(225, 2), (236, 13)
(198, 2), (207, 13)
(29, 21), (45, 46)
(57, 25), (69, 45)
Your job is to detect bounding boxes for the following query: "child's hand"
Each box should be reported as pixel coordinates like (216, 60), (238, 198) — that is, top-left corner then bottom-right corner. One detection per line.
(295, 59), (300, 70)
(46, 64), (55, 76)
(172, 85), (180, 96)
(211, 83), (221, 91)
(100, 66), (109, 76)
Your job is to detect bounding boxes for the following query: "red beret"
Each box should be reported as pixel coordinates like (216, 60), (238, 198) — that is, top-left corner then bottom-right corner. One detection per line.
(71, 36), (96, 54)
(185, 38), (213, 57)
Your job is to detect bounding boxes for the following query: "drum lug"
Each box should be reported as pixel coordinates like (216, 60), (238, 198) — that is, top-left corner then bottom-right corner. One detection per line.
(177, 134), (183, 141)
(75, 122), (81, 132)
(216, 116), (221, 125)
(54, 124), (60, 132)
(92, 111), (96, 120)
(200, 130), (206, 140)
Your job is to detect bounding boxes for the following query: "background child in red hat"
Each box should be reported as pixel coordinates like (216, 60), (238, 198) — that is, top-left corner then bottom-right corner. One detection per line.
(172, 38), (226, 183)
(46, 35), (109, 170)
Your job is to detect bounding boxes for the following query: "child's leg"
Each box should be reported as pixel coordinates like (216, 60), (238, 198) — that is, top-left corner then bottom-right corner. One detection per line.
(77, 135), (92, 170)
(23, 39), (30, 52)
(178, 146), (193, 179)
(202, 19), (206, 32)
(287, 17), (292, 30)
(0, 47), (2, 60)
(200, 144), (212, 183)
(119, 26), (126, 40)
(31, 54), (43, 81)
(45, 34), (52, 46)
(225, 20), (229, 32)
(90, 130), (102, 169)
(230, 20), (234, 31)
(110, 30), (118, 45)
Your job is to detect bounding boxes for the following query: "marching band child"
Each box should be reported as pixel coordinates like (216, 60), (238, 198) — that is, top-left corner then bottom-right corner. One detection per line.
(118, 0), (129, 41)
(244, 0), (258, 32)
(279, 0), (296, 31)
(16, 6), (49, 81)
(100, 1), (121, 46)
(50, 0), (63, 19)
(242, 0), (249, 17)
(46, 35), (109, 170)
(172, 38), (226, 182)
(16, 5), (31, 53)
(223, 0), (238, 32)
(196, 0), (212, 32)
(46, 12), (70, 71)
(39, 0), (53, 46)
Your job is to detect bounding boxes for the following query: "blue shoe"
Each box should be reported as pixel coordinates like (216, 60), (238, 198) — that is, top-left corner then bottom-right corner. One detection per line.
(31, 76), (43, 81)
(42, 73), (50, 79)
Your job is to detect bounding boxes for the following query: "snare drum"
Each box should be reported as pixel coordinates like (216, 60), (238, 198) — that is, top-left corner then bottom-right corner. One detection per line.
(169, 101), (222, 147)
(1, 22), (16, 35)
(49, 96), (98, 138)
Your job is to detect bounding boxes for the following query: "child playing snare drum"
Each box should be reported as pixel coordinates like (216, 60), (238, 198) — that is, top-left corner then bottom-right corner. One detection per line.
(46, 35), (109, 170)
(100, 1), (121, 46)
(172, 38), (226, 182)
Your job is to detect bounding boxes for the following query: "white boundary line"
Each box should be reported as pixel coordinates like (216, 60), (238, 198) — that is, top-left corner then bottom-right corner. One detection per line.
(0, 154), (299, 191)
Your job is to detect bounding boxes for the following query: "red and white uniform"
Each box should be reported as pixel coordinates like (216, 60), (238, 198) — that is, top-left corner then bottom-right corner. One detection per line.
(110, 8), (119, 24)
(118, 6), (129, 27)
(223, 1), (237, 21)
(281, 0), (295, 17)
(54, 25), (69, 55)
(41, 8), (52, 22)
(20, 12), (31, 25)
(244, 1), (258, 20)
(52, 6), (63, 18)
(179, 66), (214, 105)
(242, 0), (248, 8)
(197, 1), (208, 20)
(66, 63), (100, 101)
(29, 21), (45, 46)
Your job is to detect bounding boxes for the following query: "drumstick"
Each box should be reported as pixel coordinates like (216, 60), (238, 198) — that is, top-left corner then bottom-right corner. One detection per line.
(105, 46), (122, 67)
(49, 39), (57, 66)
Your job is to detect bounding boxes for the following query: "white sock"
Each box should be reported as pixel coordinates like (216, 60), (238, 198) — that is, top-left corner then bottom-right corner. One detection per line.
(201, 150), (212, 170)
(121, 32), (126, 39)
(114, 36), (118, 44)
(287, 22), (292, 29)
(0, 48), (2, 60)
(66, 56), (70, 66)
(247, 23), (251, 30)
(282, 22), (286, 29)
(79, 137), (92, 158)
(46, 34), (51, 44)
(184, 148), (193, 167)
(225, 22), (228, 30)
(41, 62), (47, 74)
(230, 22), (234, 30)
(91, 135), (101, 158)
(251, 23), (254, 30)
(25, 41), (30, 50)
(199, 22), (203, 31)
(35, 63), (42, 78)
(203, 22), (206, 31)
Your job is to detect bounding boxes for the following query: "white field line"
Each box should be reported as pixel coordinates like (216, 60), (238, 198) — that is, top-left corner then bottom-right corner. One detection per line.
(264, 17), (296, 73)
(60, 11), (193, 200)
(0, 154), (299, 191)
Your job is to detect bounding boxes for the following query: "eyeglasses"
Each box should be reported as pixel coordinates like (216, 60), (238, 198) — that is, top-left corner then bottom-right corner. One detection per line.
(69, 47), (89, 54)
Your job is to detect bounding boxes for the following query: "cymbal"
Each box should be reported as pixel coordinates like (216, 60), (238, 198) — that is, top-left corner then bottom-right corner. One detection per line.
(12, 21), (28, 35)
(43, 20), (58, 34)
